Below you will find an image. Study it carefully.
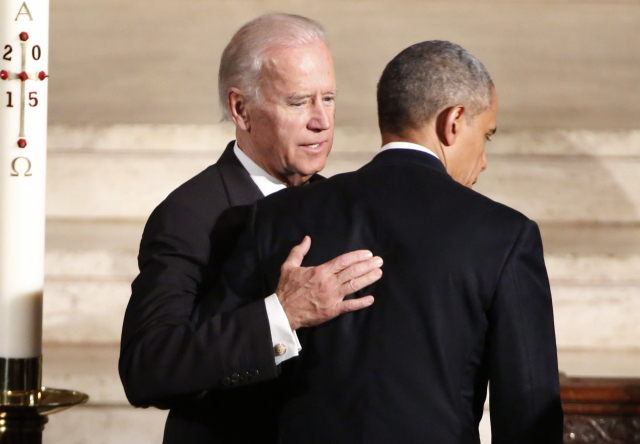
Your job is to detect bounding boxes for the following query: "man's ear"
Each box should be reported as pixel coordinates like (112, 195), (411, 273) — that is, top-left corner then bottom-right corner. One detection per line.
(228, 88), (250, 131)
(436, 105), (465, 146)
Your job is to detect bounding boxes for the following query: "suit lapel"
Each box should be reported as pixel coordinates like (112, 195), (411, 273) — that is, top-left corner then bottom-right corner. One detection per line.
(217, 141), (264, 207)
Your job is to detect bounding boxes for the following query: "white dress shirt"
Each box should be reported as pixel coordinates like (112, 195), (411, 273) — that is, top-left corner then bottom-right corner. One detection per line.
(380, 141), (441, 160)
(234, 142), (302, 365)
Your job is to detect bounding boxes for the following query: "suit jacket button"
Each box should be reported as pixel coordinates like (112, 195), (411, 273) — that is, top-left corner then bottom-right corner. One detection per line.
(221, 377), (231, 386)
(231, 373), (240, 383)
(250, 369), (259, 377)
(242, 372), (250, 381)
(274, 343), (287, 356)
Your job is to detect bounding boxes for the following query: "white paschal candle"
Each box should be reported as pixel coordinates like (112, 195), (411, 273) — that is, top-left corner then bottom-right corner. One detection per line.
(0, 0), (49, 358)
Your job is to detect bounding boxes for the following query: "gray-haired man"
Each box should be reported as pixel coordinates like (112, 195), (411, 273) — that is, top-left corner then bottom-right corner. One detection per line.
(119, 14), (382, 443)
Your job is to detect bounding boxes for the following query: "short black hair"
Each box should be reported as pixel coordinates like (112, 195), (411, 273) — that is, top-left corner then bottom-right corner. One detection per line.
(377, 40), (493, 136)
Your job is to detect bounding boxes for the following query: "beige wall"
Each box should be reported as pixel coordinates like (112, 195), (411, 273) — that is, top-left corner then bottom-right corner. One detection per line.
(49, 0), (640, 129)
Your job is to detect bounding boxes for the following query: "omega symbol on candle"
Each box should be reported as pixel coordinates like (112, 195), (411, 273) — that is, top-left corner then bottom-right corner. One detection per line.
(1, 16), (47, 177)
(10, 156), (32, 176)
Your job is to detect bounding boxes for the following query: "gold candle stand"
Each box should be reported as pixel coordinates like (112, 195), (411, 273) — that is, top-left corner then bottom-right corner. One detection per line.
(0, 357), (88, 443)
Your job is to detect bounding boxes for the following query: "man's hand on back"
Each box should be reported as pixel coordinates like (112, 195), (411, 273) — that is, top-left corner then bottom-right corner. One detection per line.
(276, 236), (382, 331)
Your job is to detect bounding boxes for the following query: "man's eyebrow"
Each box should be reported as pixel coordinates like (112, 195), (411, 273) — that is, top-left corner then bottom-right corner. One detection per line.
(489, 127), (497, 135)
(287, 93), (312, 101)
(287, 90), (337, 101)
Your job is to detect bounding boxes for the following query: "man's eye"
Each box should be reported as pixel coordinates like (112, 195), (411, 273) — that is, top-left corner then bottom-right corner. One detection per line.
(485, 136), (492, 142)
(292, 102), (304, 107)
(323, 97), (335, 103)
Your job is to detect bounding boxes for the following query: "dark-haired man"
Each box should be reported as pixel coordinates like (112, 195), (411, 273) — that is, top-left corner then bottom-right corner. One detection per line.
(208, 40), (563, 443)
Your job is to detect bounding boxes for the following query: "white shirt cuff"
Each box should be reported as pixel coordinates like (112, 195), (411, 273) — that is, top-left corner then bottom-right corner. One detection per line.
(264, 293), (302, 365)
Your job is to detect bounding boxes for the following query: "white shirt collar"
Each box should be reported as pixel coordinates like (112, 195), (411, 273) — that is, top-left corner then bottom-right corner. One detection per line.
(233, 141), (286, 197)
(380, 141), (440, 161)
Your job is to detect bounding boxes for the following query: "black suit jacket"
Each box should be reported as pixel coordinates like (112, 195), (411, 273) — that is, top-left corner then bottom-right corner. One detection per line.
(211, 148), (564, 444)
(119, 141), (322, 443)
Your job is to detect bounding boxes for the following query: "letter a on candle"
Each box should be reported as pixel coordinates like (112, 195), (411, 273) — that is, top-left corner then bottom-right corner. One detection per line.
(15, 2), (33, 21)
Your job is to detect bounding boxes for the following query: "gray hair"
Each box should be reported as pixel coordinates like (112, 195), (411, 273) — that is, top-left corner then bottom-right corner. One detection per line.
(218, 13), (326, 121)
(377, 40), (494, 135)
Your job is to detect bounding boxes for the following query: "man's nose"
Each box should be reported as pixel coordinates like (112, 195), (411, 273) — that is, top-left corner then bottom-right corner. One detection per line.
(308, 101), (332, 132)
(481, 152), (488, 172)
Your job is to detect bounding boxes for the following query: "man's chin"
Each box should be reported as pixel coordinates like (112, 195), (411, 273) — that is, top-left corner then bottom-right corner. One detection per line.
(286, 162), (327, 185)
(296, 155), (329, 174)
(298, 165), (325, 179)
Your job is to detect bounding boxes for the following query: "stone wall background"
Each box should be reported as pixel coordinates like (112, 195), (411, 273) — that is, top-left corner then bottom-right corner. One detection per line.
(49, 0), (640, 130)
(40, 1), (640, 442)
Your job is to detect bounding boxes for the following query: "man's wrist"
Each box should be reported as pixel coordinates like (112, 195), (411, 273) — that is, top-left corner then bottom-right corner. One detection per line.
(264, 294), (302, 365)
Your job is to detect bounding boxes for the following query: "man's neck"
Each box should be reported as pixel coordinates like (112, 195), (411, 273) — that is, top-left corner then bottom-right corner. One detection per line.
(233, 142), (281, 183)
(235, 132), (275, 176)
(381, 130), (444, 162)
(235, 132), (311, 187)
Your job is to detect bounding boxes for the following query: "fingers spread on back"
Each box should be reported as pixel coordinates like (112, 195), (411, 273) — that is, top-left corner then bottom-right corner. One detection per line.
(339, 268), (383, 297)
(339, 296), (375, 314)
(327, 250), (373, 274)
(336, 256), (383, 285)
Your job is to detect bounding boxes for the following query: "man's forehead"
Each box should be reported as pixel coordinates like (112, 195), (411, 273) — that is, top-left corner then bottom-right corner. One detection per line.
(264, 42), (330, 66)
(264, 43), (333, 73)
(266, 73), (336, 95)
(260, 47), (335, 96)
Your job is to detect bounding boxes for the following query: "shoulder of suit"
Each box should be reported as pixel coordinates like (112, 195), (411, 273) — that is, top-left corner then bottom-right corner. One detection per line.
(416, 173), (533, 235)
(164, 163), (224, 204)
(147, 162), (230, 226)
(255, 167), (534, 232)
(462, 186), (534, 236)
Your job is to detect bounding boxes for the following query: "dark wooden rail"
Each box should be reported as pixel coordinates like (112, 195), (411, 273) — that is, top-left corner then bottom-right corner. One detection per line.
(561, 375), (640, 443)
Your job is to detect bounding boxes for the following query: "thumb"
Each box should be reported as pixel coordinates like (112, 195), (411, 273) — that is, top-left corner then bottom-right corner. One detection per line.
(283, 236), (311, 269)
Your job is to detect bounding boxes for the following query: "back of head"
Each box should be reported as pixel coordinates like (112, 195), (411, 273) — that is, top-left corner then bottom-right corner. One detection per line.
(377, 40), (493, 136)
(218, 13), (326, 121)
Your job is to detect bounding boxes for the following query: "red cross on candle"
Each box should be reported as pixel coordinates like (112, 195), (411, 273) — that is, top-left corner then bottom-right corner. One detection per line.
(0, 32), (48, 146)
